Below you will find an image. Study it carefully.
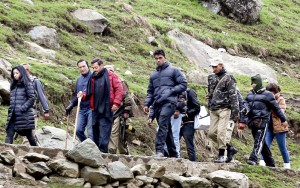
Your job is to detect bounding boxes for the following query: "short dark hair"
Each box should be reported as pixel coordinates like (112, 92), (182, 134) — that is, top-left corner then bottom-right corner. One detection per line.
(266, 83), (281, 93)
(91, 58), (103, 66)
(77, 59), (88, 67)
(154, 49), (165, 57)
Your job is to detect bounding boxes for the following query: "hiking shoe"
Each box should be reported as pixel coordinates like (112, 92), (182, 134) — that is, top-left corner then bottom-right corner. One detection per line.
(214, 156), (225, 163)
(247, 160), (257, 166)
(226, 146), (238, 163)
(154, 152), (164, 157)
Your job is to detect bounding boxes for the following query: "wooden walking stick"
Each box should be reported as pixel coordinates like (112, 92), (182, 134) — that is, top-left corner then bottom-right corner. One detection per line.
(65, 115), (69, 149)
(72, 97), (81, 148)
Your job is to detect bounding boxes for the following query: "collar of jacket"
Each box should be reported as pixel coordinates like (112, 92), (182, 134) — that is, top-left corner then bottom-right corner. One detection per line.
(216, 68), (227, 77)
(252, 88), (265, 94)
(156, 62), (170, 71)
(82, 70), (91, 77)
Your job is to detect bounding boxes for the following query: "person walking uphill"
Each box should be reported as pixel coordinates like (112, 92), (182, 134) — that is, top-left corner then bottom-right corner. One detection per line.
(207, 57), (239, 163)
(5, 65), (37, 146)
(78, 58), (123, 153)
(239, 74), (288, 167)
(65, 59), (93, 142)
(144, 49), (187, 158)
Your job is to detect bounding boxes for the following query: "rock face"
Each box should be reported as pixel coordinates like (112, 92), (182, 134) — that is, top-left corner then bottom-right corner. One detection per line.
(25, 41), (56, 58)
(167, 29), (277, 83)
(71, 9), (109, 34)
(28, 26), (60, 48)
(201, 0), (263, 24)
(207, 170), (249, 188)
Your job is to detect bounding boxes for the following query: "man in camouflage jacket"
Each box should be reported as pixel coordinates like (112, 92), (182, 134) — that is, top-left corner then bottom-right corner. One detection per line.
(207, 57), (239, 163)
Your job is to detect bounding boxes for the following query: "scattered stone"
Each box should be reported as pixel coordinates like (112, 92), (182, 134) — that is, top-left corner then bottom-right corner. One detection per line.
(22, 0), (34, 5)
(108, 161), (133, 180)
(204, 38), (213, 46)
(18, 172), (35, 180)
(217, 48), (226, 53)
(26, 162), (52, 179)
(28, 26), (60, 48)
(48, 159), (79, 178)
(0, 58), (12, 79)
(72, 9), (109, 34)
(49, 175), (85, 186)
(180, 176), (212, 188)
(24, 153), (50, 163)
(126, 182), (139, 188)
(161, 173), (181, 186)
(125, 70), (132, 75)
(84, 182), (92, 188)
(111, 181), (119, 187)
(131, 164), (147, 176)
(66, 138), (105, 168)
(25, 41), (56, 58)
(207, 170), (249, 188)
(148, 36), (158, 46)
(126, 179), (144, 187)
(227, 48), (237, 56)
(281, 72), (289, 77)
(108, 46), (118, 53)
(131, 139), (142, 146)
(122, 3), (133, 13)
(148, 163), (166, 178)
(0, 164), (12, 179)
(0, 150), (15, 165)
(41, 176), (50, 182)
(13, 158), (27, 177)
(80, 166), (110, 186)
(136, 175), (154, 184)
(158, 182), (171, 188)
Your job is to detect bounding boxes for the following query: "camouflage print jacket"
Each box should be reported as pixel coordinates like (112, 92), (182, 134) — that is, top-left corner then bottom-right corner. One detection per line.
(207, 70), (239, 119)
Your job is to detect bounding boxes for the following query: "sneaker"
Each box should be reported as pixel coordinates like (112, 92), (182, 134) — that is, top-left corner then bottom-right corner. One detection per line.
(247, 160), (257, 166)
(226, 146), (238, 163)
(214, 156), (225, 163)
(154, 152), (164, 157)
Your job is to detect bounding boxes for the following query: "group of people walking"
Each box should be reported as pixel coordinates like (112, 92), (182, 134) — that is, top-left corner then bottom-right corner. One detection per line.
(4, 49), (291, 169)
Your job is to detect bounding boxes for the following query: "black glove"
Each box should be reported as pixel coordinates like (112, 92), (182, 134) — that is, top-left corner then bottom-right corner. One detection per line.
(65, 104), (73, 116)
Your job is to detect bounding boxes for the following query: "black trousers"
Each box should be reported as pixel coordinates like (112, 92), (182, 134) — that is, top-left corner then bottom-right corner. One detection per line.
(249, 119), (275, 167)
(154, 103), (177, 157)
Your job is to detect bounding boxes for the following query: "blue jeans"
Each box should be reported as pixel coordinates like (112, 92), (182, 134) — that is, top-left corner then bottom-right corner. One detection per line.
(76, 108), (93, 142)
(261, 128), (290, 163)
(154, 103), (177, 157)
(93, 112), (113, 153)
(180, 122), (197, 161)
(163, 114), (182, 158)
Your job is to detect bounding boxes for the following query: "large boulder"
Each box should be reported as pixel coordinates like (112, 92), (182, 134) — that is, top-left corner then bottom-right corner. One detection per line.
(207, 170), (249, 188)
(48, 159), (79, 178)
(71, 9), (109, 34)
(201, 0), (263, 24)
(28, 26), (60, 48)
(66, 138), (105, 168)
(35, 126), (78, 150)
(80, 166), (110, 186)
(25, 41), (56, 58)
(167, 29), (277, 83)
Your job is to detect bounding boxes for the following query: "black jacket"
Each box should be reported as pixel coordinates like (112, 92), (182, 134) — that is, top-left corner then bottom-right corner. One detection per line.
(144, 62), (187, 107)
(182, 88), (201, 123)
(6, 66), (35, 131)
(242, 89), (286, 124)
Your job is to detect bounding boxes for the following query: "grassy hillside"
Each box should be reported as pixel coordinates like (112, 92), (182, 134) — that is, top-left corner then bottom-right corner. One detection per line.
(0, 0), (299, 187)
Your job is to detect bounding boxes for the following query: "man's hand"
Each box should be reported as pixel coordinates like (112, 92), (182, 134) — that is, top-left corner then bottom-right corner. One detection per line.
(44, 112), (49, 120)
(237, 123), (247, 138)
(77, 91), (83, 98)
(143, 106), (149, 114)
(65, 105), (73, 116)
(282, 121), (288, 128)
(111, 104), (118, 112)
(232, 115), (238, 123)
(123, 112), (129, 119)
(147, 119), (153, 126)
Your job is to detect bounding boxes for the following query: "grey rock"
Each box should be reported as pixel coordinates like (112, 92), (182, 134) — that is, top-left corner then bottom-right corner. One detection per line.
(49, 175), (85, 186)
(19, 172), (35, 180)
(167, 29), (277, 83)
(66, 138), (105, 168)
(186, 70), (208, 85)
(41, 176), (50, 182)
(25, 41), (56, 58)
(122, 3), (133, 13)
(48, 159), (79, 178)
(13, 158), (27, 177)
(28, 26), (60, 48)
(158, 182), (171, 188)
(0, 150), (15, 165)
(135, 175), (154, 184)
(227, 48), (237, 56)
(103, 185), (113, 188)
(147, 163), (166, 178)
(35, 126), (78, 150)
(22, 0), (34, 5)
(202, 0), (263, 24)
(180, 176), (212, 188)
(161, 173), (181, 186)
(0, 164), (12, 179)
(130, 164), (147, 176)
(71, 9), (109, 34)
(125, 179), (144, 187)
(107, 161), (133, 180)
(111, 181), (119, 187)
(24, 153), (50, 162)
(0, 58), (12, 79)
(26, 162), (52, 179)
(84, 182), (92, 188)
(148, 36), (158, 46)
(207, 170), (249, 188)
(143, 184), (154, 188)
(80, 166), (110, 186)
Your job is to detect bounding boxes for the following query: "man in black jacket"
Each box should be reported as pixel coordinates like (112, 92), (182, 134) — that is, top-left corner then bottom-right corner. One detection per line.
(239, 74), (288, 166)
(144, 49), (187, 157)
(180, 88), (200, 161)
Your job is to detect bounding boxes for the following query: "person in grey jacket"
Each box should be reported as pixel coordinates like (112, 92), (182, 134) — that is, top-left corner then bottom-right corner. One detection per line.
(144, 49), (187, 157)
(5, 65), (37, 146)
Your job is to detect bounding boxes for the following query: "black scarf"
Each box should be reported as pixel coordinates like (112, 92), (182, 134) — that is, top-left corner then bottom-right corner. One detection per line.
(86, 68), (111, 117)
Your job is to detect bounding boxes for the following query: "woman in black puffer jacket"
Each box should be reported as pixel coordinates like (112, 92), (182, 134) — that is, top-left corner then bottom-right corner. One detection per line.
(5, 65), (37, 146)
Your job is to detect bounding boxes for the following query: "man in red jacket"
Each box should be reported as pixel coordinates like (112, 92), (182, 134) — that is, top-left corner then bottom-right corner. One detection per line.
(79, 58), (123, 153)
